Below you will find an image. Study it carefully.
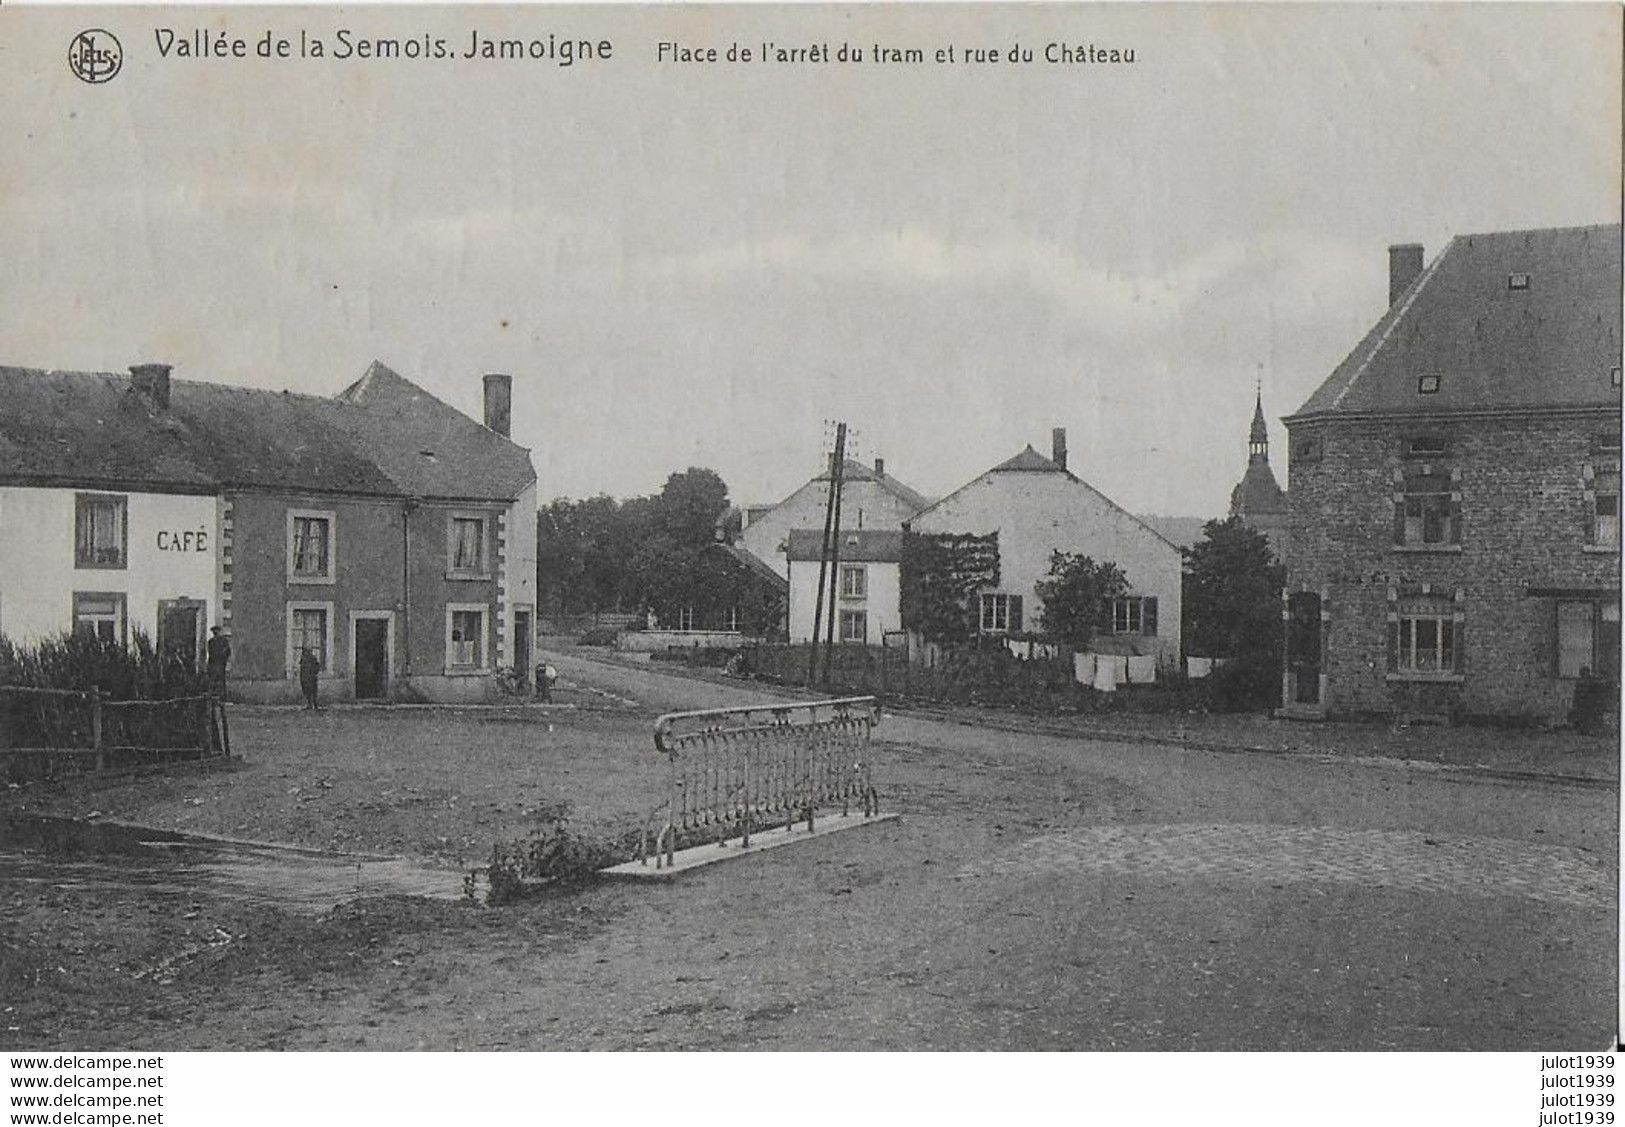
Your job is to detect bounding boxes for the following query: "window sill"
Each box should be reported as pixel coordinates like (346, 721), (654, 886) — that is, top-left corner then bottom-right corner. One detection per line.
(1581, 545), (1620, 555)
(445, 571), (494, 581)
(1392, 544), (1462, 555)
(288, 574), (337, 585)
(442, 666), (492, 677)
(1385, 672), (1464, 684)
(839, 594), (867, 602)
(75, 561), (128, 571)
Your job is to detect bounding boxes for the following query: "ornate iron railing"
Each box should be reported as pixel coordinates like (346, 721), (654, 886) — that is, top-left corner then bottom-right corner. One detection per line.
(640, 696), (881, 868)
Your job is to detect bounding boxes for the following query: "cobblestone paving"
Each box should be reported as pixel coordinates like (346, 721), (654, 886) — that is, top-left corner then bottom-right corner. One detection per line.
(956, 823), (1612, 910)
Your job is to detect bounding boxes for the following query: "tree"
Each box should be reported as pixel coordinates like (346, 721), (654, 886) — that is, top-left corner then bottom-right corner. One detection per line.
(1034, 552), (1128, 649)
(1182, 517), (1286, 711)
(535, 468), (735, 621)
(1181, 517), (1285, 660)
(655, 467), (730, 547)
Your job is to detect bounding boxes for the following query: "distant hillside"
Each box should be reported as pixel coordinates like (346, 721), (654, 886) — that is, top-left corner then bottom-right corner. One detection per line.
(1135, 514), (1212, 549)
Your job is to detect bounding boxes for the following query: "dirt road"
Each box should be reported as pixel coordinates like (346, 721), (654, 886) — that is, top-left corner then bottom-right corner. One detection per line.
(2, 653), (1613, 1050)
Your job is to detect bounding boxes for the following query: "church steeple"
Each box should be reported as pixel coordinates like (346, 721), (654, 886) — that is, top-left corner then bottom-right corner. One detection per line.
(1248, 385), (1269, 464)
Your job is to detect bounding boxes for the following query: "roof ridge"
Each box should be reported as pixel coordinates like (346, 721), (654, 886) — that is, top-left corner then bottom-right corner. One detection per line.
(1454, 221), (1619, 242)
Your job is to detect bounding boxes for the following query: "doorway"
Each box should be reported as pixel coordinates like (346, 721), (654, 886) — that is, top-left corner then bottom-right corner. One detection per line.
(353, 615), (391, 701)
(513, 610), (533, 688)
(156, 599), (205, 674)
(1286, 592), (1322, 705)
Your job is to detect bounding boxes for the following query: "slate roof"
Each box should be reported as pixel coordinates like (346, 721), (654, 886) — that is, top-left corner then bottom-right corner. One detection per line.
(0, 362), (534, 501)
(785, 528), (905, 562)
(811, 458), (933, 513)
(989, 445), (1071, 475)
(707, 541), (790, 592)
(1291, 224), (1622, 420)
(1229, 460), (1287, 517)
(332, 362), (534, 499)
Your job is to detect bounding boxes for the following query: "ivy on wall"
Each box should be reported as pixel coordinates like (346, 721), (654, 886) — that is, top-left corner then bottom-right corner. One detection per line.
(899, 531), (1000, 643)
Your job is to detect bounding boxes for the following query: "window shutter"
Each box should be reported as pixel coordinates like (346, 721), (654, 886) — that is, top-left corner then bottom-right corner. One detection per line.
(1142, 597), (1158, 637)
(1452, 617), (1465, 673)
(1392, 495), (1407, 545)
(1387, 618), (1400, 673)
(1449, 468), (1463, 545)
(1009, 596), (1023, 635)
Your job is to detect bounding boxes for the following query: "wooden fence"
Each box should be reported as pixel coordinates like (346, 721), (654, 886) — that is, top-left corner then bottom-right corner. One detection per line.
(0, 685), (231, 782)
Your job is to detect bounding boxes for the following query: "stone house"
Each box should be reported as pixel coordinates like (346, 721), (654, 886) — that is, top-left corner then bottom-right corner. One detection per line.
(906, 429), (1183, 666)
(0, 360), (537, 703)
(1280, 224), (1621, 722)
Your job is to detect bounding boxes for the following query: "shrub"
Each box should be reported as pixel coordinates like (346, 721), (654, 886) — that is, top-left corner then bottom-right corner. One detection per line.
(1201, 654), (1279, 713)
(479, 818), (626, 906)
(1569, 673), (1615, 736)
(0, 631), (210, 700)
(577, 627), (619, 647)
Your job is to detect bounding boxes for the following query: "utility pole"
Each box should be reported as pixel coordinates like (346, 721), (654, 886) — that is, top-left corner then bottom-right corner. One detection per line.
(807, 422), (847, 685)
(821, 443), (848, 686)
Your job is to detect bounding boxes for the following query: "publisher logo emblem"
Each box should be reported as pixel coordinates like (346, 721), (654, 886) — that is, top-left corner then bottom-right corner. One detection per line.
(68, 29), (122, 84)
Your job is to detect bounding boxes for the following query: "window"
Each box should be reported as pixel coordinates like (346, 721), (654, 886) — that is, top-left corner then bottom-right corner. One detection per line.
(1404, 433), (1450, 459)
(447, 605), (488, 670)
(72, 592), (125, 645)
(1587, 442), (1621, 550)
(1395, 470), (1459, 547)
(1291, 436), (1322, 465)
(839, 609), (868, 644)
(1508, 272), (1530, 291)
(1417, 374), (1440, 395)
(1557, 600), (1621, 681)
(675, 606), (695, 631)
(74, 494), (127, 569)
(448, 515), (487, 576)
(1594, 468), (1620, 547)
(724, 605), (739, 632)
(840, 564), (867, 599)
(288, 510), (335, 582)
(1612, 366), (1622, 389)
(979, 593), (1023, 634)
(1110, 596), (1159, 636)
(1392, 596), (1456, 675)
(290, 607), (329, 672)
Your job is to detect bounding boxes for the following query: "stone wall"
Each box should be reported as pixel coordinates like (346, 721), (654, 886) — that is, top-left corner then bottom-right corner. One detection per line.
(1283, 410), (1620, 721)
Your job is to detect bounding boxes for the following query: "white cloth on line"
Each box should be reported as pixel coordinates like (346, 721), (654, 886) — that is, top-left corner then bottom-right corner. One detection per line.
(1073, 652), (1096, 684)
(1186, 656), (1214, 679)
(1127, 655), (1158, 684)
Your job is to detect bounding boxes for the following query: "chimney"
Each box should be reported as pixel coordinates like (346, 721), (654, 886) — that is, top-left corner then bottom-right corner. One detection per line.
(482, 373), (512, 437)
(873, 457), (885, 478)
(129, 363), (172, 410)
(1388, 244), (1424, 307)
(1051, 427), (1068, 472)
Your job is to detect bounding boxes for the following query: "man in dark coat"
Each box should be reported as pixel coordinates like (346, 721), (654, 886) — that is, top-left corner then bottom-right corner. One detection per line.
(298, 647), (321, 710)
(206, 626), (231, 695)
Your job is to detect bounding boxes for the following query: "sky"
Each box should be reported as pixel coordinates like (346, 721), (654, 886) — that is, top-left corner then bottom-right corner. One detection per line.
(0, 3), (1618, 518)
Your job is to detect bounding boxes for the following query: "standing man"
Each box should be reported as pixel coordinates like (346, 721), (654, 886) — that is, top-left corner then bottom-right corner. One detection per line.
(298, 647), (321, 711)
(206, 626), (231, 696)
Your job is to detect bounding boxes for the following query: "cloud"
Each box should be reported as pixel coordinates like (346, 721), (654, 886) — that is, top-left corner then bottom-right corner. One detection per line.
(639, 225), (1372, 339)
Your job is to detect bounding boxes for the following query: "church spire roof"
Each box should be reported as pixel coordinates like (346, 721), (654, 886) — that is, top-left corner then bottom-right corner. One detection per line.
(1249, 388), (1269, 451)
(1231, 385), (1287, 521)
